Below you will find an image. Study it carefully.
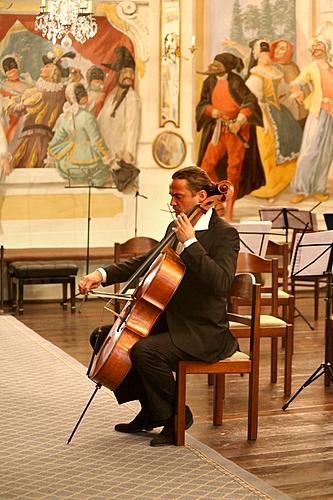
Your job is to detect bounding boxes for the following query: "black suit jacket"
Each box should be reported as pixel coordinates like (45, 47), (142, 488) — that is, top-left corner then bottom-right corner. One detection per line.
(103, 211), (240, 362)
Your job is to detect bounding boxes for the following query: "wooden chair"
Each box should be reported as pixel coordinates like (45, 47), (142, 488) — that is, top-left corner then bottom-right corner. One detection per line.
(265, 239), (295, 326)
(235, 253), (294, 396)
(113, 236), (158, 311)
(175, 273), (261, 446)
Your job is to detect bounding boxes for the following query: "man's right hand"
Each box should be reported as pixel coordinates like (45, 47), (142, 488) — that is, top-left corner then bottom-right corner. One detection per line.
(78, 270), (103, 295)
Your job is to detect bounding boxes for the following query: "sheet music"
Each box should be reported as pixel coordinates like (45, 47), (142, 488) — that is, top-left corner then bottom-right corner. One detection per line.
(231, 221), (272, 256)
(289, 230), (333, 277)
(259, 206), (318, 231)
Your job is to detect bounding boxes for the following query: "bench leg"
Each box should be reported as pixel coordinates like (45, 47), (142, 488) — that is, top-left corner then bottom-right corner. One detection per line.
(62, 282), (68, 309)
(70, 276), (76, 312)
(18, 279), (24, 314)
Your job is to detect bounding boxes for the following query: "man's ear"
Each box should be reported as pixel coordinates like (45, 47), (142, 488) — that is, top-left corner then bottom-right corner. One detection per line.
(198, 189), (208, 202)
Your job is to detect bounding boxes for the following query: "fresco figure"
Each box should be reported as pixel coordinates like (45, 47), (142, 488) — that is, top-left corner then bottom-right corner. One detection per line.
(47, 82), (112, 188)
(290, 37), (333, 204)
(98, 46), (141, 169)
(196, 52), (265, 221)
(0, 95), (10, 181)
(245, 40), (303, 199)
(86, 65), (106, 117)
(10, 49), (74, 169)
(0, 54), (34, 151)
(270, 39), (308, 125)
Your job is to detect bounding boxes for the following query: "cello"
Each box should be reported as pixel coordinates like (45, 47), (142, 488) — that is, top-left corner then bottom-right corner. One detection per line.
(67, 180), (230, 443)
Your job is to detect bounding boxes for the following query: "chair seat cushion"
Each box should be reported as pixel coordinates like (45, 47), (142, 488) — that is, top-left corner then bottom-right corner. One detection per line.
(223, 350), (250, 361)
(9, 262), (79, 278)
(261, 290), (291, 299)
(230, 314), (287, 328)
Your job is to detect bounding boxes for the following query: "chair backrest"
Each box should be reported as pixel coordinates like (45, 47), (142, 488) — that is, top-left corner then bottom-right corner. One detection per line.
(227, 272), (261, 359)
(114, 236), (159, 295)
(266, 239), (289, 291)
(236, 252), (279, 316)
(114, 236), (159, 263)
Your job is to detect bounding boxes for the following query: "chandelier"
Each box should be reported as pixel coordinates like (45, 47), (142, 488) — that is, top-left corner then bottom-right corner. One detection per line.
(35, 0), (97, 47)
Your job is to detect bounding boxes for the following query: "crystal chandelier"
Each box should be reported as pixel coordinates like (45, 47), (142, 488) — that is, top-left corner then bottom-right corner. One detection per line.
(35, 0), (97, 48)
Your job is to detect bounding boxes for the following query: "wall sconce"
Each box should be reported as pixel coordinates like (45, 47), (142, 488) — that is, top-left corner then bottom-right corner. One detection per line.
(163, 32), (181, 63)
(163, 33), (197, 63)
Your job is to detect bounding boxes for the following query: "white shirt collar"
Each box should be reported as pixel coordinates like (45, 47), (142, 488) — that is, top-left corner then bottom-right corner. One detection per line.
(194, 208), (213, 231)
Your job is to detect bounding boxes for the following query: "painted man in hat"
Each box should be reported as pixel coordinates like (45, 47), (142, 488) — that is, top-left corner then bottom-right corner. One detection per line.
(196, 52), (264, 221)
(0, 54), (34, 152)
(290, 36), (333, 204)
(98, 46), (141, 170)
(86, 65), (106, 116)
(10, 49), (74, 169)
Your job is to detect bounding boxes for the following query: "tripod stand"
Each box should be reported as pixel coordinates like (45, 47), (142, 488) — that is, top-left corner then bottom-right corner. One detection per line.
(283, 239), (333, 410)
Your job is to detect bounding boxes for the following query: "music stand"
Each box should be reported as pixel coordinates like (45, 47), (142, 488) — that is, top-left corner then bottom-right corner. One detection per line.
(282, 230), (333, 410)
(231, 221), (272, 256)
(259, 205), (319, 243)
(65, 167), (115, 275)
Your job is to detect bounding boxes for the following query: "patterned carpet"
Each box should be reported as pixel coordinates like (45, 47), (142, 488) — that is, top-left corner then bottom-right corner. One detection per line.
(0, 315), (290, 499)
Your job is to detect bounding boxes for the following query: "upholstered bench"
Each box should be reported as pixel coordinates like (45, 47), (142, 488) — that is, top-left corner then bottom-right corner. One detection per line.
(8, 262), (79, 314)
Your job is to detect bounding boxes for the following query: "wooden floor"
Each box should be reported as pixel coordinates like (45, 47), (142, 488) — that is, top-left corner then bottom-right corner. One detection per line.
(5, 290), (333, 500)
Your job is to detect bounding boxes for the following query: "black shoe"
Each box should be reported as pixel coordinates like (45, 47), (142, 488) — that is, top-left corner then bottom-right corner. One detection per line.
(150, 406), (193, 447)
(115, 410), (155, 433)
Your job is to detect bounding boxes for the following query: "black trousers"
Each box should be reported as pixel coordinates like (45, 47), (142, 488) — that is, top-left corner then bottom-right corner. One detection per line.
(89, 326), (199, 423)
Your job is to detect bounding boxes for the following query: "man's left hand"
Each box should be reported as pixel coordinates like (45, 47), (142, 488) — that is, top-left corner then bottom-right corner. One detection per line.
(174, 213), (195, 243)
(228, 121), (242, 135)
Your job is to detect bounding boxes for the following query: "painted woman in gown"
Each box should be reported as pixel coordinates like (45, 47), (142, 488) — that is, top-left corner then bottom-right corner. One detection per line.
(47, 83), (112, 187)
(245, 40), (303, 199)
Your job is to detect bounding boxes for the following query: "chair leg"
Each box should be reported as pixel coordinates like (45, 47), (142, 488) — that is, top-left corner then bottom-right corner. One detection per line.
(271, 337), (278, 383)
(208, 374), (215, 386)
(248, 369), (258, 440)
(213, 374), (224, 425)
(175, 362), (186, 446)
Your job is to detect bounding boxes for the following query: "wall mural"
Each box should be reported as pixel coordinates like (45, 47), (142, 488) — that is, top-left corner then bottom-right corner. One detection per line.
(197, 0), (333, 220)
(0, 12), (141, 192)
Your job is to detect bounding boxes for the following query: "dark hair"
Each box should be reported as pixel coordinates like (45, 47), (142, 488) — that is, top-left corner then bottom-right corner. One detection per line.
(74, 84), (88, 103)
(172, 166), (215, 195)
(87, 65), (105, 82)
(2, 56), (18, 73)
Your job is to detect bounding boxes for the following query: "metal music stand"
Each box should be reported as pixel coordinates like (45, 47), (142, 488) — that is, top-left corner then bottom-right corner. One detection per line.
(282, 230), (333, 410)
(259, 205), (319, 243)
(65, 167), (115, 275)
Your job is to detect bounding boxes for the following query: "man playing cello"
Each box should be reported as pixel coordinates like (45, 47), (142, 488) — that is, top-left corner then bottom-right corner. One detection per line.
(79, 166), (240, 446)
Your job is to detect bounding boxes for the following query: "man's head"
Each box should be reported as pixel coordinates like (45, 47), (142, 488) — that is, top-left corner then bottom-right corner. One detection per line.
(170, 166), (215, 214)
(103, 46), (136, 87)
(40, 62), (62, 83)
(201, 53), (244, 76)
(86, 65), (105, 89)
(2, 55), (19, 80)
(310, 37), (330, 59)
(118, 67), (135, 88)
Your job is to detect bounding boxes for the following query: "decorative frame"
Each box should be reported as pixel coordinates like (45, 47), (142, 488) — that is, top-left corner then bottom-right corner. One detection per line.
(152, 130), (186, 169)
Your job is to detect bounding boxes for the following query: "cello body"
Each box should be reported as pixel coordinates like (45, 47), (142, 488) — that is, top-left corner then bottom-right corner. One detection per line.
(89, 247), (185, 391)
